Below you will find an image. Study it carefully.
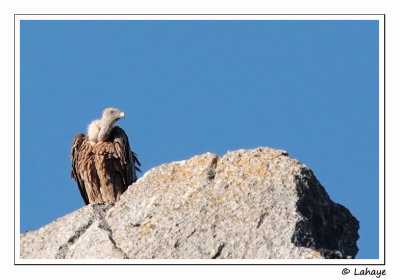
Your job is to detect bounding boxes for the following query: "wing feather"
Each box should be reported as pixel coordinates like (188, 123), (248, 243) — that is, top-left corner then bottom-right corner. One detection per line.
(71, 133), (90, 205)
(113, 127), (141, 184)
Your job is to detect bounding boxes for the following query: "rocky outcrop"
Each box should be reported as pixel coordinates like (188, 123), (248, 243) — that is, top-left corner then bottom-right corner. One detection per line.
(20, 147), (359, 259)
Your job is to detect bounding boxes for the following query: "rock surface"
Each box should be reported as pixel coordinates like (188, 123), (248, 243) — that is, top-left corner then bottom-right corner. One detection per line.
(20, 147), (359, 259)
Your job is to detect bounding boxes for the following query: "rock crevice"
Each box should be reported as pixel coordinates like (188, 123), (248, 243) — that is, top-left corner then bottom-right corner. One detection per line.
(55, 219), (94, 259)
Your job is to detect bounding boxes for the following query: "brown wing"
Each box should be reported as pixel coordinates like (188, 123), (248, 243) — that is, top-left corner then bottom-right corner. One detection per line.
(115, 126), (141, 182)
(93, 126), (140, 203)
(71, 133), (90, 205)
(71, 134), (102, 205)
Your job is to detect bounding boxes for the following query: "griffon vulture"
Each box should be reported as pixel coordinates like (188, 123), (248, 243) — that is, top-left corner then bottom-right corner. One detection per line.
(71, 108), (141, 204)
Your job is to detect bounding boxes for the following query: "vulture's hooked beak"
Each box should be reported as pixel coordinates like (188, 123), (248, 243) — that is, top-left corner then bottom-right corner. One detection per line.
(119, 112), (125, 118)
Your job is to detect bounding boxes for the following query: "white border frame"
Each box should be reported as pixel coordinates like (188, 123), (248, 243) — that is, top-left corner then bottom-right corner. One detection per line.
(14, 14), (385, 265)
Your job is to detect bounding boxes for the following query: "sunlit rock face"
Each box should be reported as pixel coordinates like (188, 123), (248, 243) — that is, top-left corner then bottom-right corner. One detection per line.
(20, 147), (359, 259)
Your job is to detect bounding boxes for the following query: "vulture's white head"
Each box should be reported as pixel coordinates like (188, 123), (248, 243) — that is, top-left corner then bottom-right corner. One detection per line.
(101, 107), (125, 125)
(87, 107), (125, 145)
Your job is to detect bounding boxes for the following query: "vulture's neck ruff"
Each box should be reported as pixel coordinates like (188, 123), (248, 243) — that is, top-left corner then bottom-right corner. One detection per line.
(87, 108), (125, 145)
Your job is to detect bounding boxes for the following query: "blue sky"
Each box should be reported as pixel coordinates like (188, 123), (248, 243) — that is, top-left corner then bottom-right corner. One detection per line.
(19, 20), (379, 259)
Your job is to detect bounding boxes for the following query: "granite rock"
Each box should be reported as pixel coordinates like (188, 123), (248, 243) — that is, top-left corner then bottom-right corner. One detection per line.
(20, 147), (359, 259)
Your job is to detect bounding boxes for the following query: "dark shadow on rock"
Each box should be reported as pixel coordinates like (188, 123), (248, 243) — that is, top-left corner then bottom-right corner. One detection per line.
(291, 167), (360, 259)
